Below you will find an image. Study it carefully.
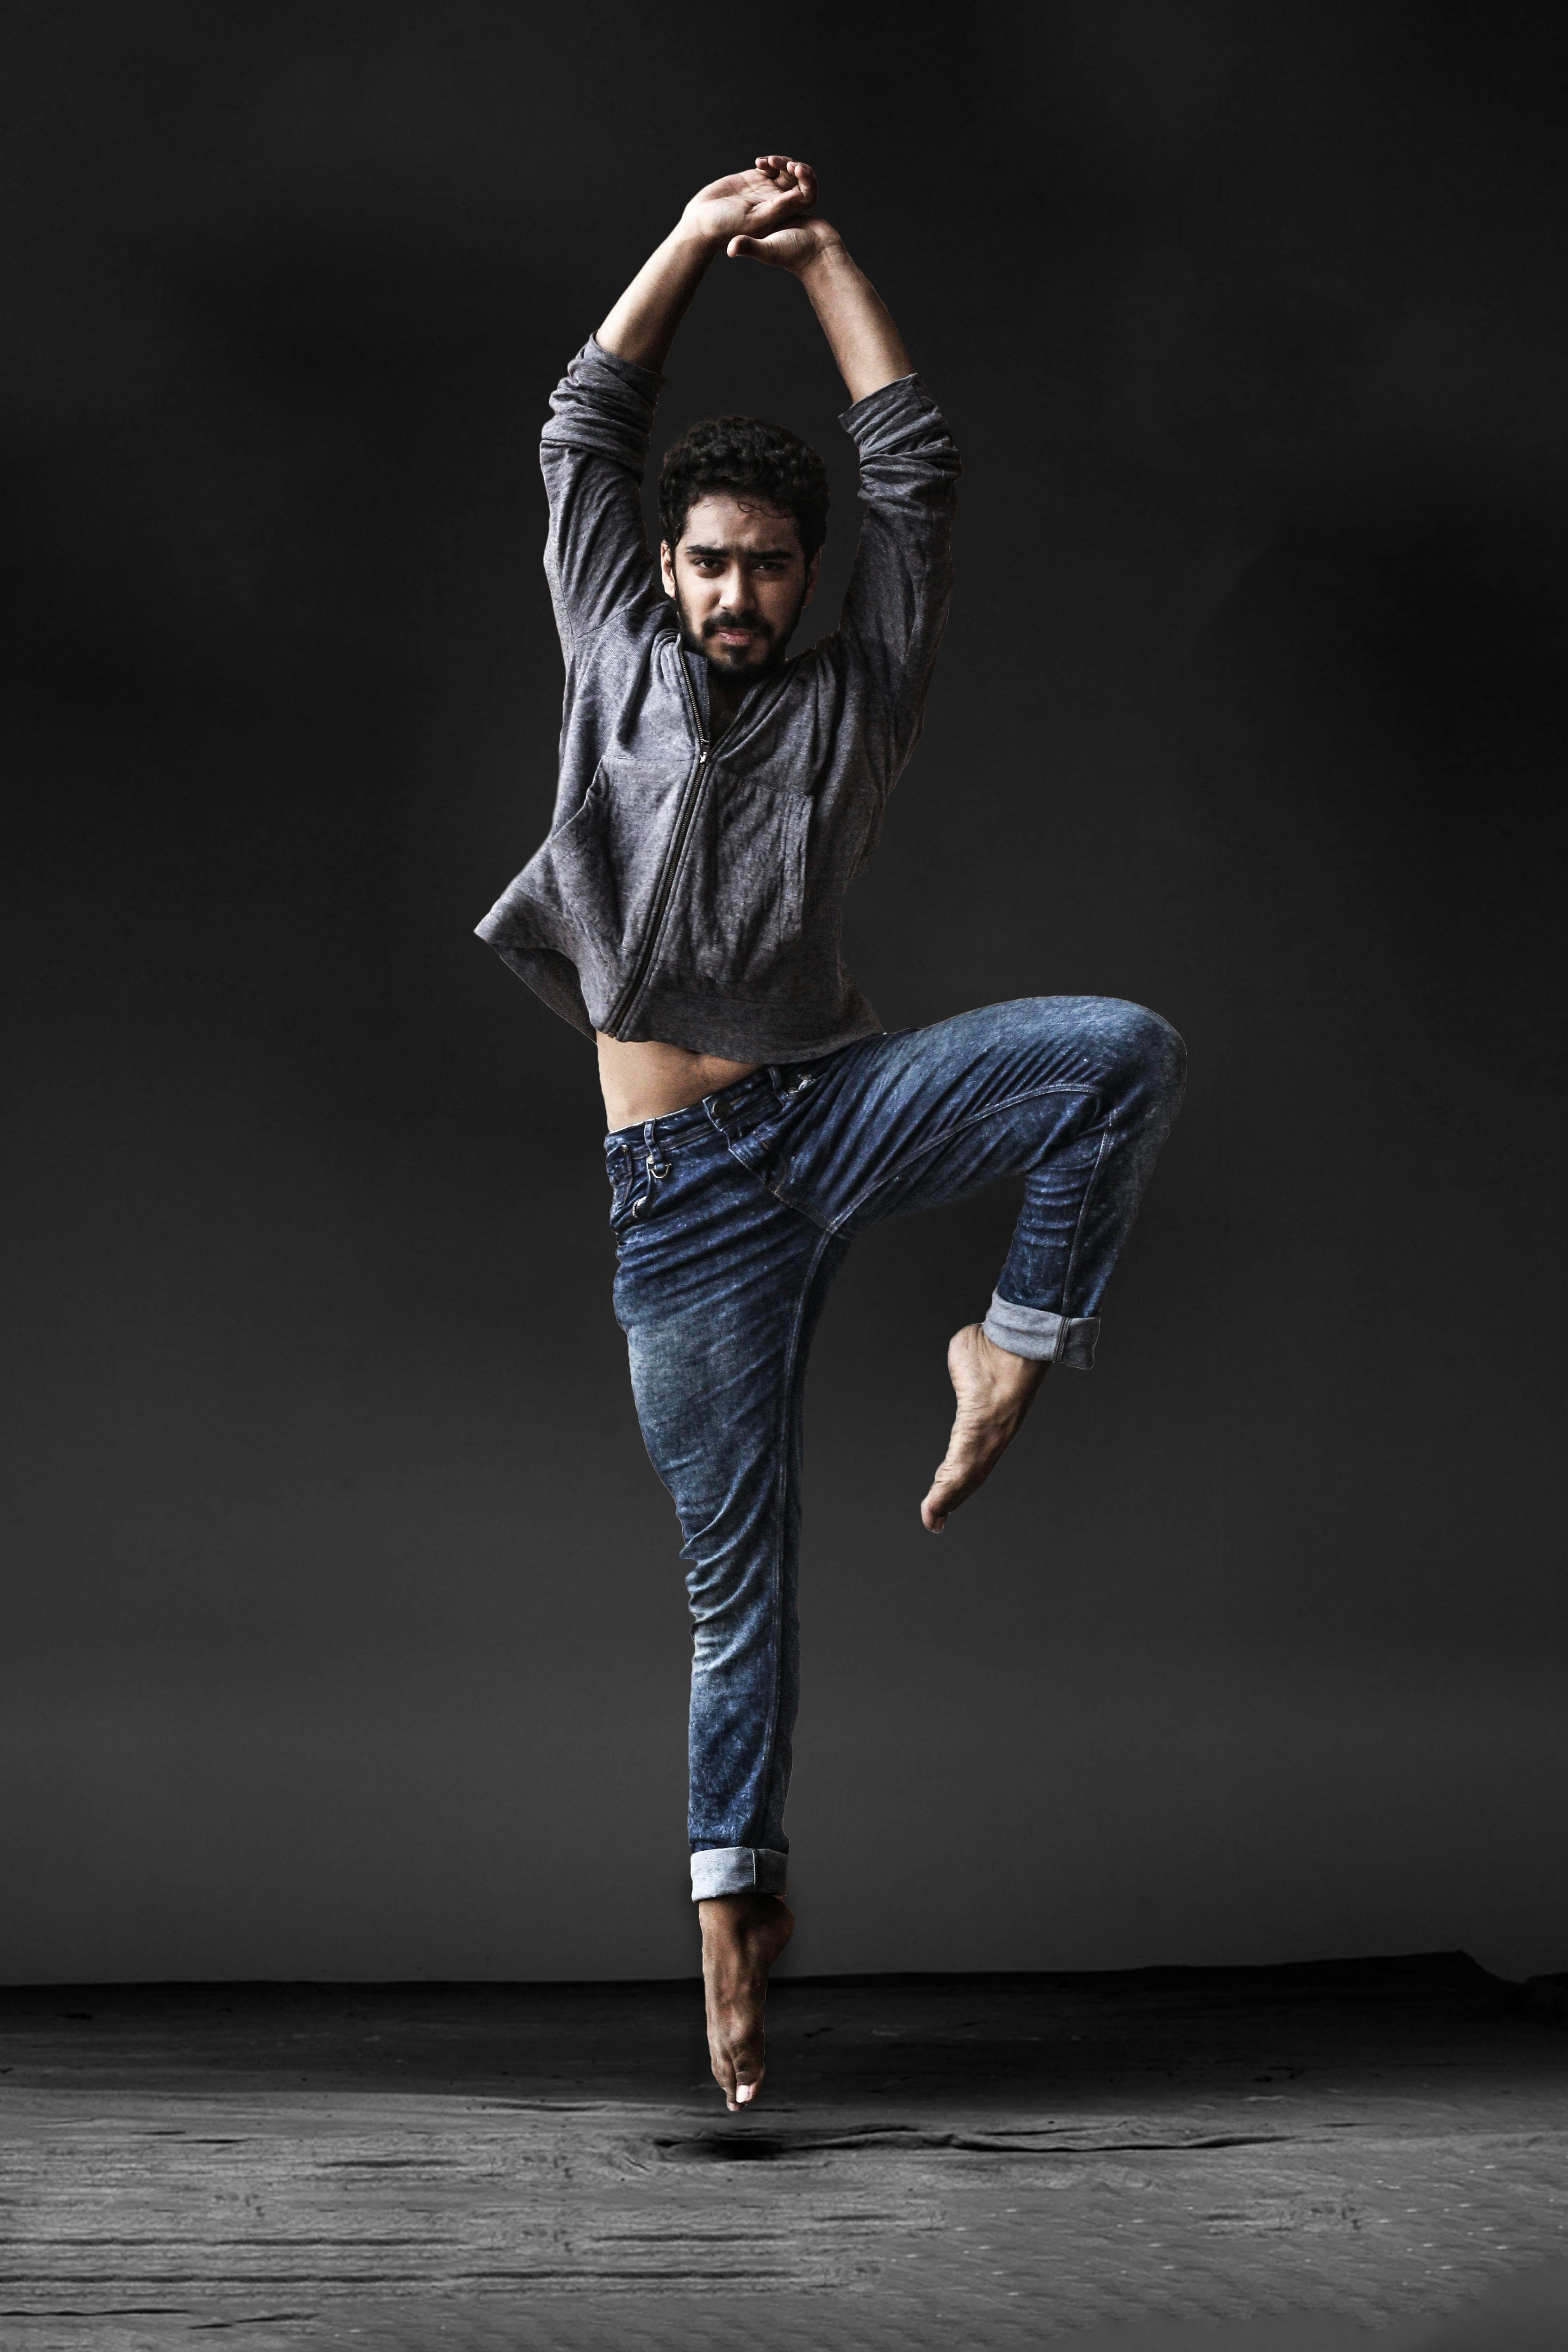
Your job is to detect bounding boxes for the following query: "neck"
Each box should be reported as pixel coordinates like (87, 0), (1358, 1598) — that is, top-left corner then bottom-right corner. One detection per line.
(705, 667), (749, 739)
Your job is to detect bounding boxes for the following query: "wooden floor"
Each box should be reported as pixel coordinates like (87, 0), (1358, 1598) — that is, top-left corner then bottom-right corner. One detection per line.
(2, 1955), (1566, 2350)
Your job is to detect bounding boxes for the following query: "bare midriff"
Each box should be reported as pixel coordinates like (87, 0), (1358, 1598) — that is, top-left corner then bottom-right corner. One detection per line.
(597, 1033), (763, 1132)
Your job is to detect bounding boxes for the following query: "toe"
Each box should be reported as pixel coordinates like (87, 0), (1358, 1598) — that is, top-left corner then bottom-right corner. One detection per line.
(709, 2039), (737, 2105)
(922, 1450), (969, 1525)
(719, 2040), (764, 2111)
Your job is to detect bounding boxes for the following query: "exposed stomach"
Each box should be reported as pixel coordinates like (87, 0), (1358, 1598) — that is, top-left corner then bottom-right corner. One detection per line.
(596, 1033), (762, 1132)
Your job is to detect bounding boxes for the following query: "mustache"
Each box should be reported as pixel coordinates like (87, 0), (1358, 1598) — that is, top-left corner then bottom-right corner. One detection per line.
(703, 613), (774, 641)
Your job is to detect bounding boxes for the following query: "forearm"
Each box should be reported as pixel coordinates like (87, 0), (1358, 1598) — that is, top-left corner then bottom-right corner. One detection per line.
(796, 241), (914, 404)
(596, 224), (719, 373)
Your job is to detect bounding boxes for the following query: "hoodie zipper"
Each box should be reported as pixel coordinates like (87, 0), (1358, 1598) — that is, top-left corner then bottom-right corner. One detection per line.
(603, 660), (711, 1037)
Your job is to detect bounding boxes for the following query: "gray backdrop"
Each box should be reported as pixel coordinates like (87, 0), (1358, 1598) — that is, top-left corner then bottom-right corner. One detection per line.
(5, 0), (1565, 1983)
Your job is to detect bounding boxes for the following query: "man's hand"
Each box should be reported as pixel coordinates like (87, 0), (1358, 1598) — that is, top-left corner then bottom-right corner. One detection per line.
(728, 215), (844, 275)
(682, 157), (821, 253)
(594, 150), (911, 399)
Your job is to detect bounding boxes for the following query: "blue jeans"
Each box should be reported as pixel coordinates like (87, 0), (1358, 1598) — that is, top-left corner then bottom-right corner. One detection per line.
(604, 997), (1186, 1902)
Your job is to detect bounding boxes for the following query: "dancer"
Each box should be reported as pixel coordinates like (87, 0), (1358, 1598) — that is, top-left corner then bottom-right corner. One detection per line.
(477, 159), (1186, 2112)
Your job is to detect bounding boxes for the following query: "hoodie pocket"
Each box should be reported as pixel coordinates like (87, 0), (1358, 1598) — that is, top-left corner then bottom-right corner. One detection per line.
(523, 759), (687, 959)
(669, 785), (812, 994)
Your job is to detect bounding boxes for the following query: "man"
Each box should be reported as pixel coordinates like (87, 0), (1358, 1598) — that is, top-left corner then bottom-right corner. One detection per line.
(478, 159), (1186, 2112)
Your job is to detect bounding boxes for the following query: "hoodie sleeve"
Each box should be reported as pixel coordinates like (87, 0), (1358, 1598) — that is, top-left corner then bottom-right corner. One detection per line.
(539, 337), (669, 651)
(835, 372), (962, 776)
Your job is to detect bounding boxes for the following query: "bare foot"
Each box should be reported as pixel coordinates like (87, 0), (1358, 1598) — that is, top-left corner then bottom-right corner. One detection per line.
(921, 1322), (1050, 1532)
(698, 1892), (795, 2112)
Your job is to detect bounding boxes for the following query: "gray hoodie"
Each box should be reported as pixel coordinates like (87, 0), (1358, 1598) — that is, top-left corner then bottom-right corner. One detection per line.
(475, 336), (961, 1062)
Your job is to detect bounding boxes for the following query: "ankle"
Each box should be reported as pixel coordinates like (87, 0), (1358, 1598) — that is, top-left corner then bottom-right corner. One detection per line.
(974, 1326), (1051, 1395)
(699, 1892), (790, 1943)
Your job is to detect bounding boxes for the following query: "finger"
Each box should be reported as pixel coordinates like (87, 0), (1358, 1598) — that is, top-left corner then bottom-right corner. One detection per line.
(727, 236), (761, 261)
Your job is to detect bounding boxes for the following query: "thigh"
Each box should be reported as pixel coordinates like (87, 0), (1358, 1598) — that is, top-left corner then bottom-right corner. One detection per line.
(614, 1143), (838, 1578)
(778, 997), (1142, 1234)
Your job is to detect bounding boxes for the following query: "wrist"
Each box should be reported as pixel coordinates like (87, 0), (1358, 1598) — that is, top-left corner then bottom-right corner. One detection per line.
(795, 231), (852, 284)
(672, 212), (727, 257)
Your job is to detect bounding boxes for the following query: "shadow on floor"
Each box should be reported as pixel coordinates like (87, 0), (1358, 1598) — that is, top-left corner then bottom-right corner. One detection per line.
(1, 1954), (1565, 2349)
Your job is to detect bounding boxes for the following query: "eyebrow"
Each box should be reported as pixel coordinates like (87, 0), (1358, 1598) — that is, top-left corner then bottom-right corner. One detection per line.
(683, 541), (797, 560)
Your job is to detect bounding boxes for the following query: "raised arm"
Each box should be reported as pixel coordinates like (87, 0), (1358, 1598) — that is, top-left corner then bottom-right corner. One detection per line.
(728, 168), (960, 771)
(723, 158), (915, 402)
(542, 161), (824, 650)
(597, 159), (822, 371)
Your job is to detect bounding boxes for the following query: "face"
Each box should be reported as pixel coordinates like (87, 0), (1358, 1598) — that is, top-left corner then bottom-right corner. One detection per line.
(661, 493), (821, 678)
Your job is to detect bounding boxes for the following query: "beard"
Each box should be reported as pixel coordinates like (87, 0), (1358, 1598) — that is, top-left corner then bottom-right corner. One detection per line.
(673, 587), (806, 677)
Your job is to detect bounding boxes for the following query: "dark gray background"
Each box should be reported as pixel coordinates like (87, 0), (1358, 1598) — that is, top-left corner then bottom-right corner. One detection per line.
(4, 0), (1565, 1983)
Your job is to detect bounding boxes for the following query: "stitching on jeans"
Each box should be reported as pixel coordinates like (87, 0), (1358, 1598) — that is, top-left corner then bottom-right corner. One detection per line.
(1060, 1104), (1115, 1312)
(830, 1083), (1105, 1234)
(752, 1220), (837, 1854)
(722, 1130), (837, 1233)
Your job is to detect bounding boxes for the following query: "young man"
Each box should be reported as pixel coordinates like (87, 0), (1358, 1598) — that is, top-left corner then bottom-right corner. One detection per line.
(478, 160), (1186, 2112)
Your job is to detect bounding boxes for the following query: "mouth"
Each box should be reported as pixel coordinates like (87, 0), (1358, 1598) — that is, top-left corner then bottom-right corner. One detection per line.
(708, 624), (767, 650)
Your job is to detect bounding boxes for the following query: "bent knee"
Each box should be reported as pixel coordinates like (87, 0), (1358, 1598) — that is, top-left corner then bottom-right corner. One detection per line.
(1078, 996), (1187, 1106)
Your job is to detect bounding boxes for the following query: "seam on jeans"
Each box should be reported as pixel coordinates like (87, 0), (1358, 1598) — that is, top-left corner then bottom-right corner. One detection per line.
(723, 1133), (838, 1234)
(724, 1028), (891, 1234)
(753, 1220), (837, 1849)
(1060, 1102), (1115, 1312)
(831, 1083), (1104, 1234)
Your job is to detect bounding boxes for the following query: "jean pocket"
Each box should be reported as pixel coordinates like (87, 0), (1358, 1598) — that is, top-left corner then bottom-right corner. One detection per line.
(606, 1148), (638, 1226)
(609, 1151), (673, 1233)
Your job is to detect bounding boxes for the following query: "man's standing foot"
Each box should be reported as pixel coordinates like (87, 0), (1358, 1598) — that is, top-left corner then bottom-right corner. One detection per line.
(698, 1892), (795, 2111)
(921, 1323), (1050, 1531)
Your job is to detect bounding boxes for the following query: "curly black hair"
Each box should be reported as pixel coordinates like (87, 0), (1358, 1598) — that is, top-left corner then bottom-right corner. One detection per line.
(658, 415), (830, 564)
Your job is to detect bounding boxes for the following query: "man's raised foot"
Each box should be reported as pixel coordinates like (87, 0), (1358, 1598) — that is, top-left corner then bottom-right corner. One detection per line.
(921, 1323), (1051, 1532)
(697, 1891), (795, 2111)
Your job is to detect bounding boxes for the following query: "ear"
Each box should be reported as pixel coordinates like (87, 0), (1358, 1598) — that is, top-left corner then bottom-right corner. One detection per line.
(660, 541), (677, 597)
(802, 546), (822, 609)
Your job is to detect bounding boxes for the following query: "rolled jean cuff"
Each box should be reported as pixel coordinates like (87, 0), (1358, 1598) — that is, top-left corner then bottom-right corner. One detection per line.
(982, 1291), (1101, 1370)
(690, 1846), (789, 1902)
